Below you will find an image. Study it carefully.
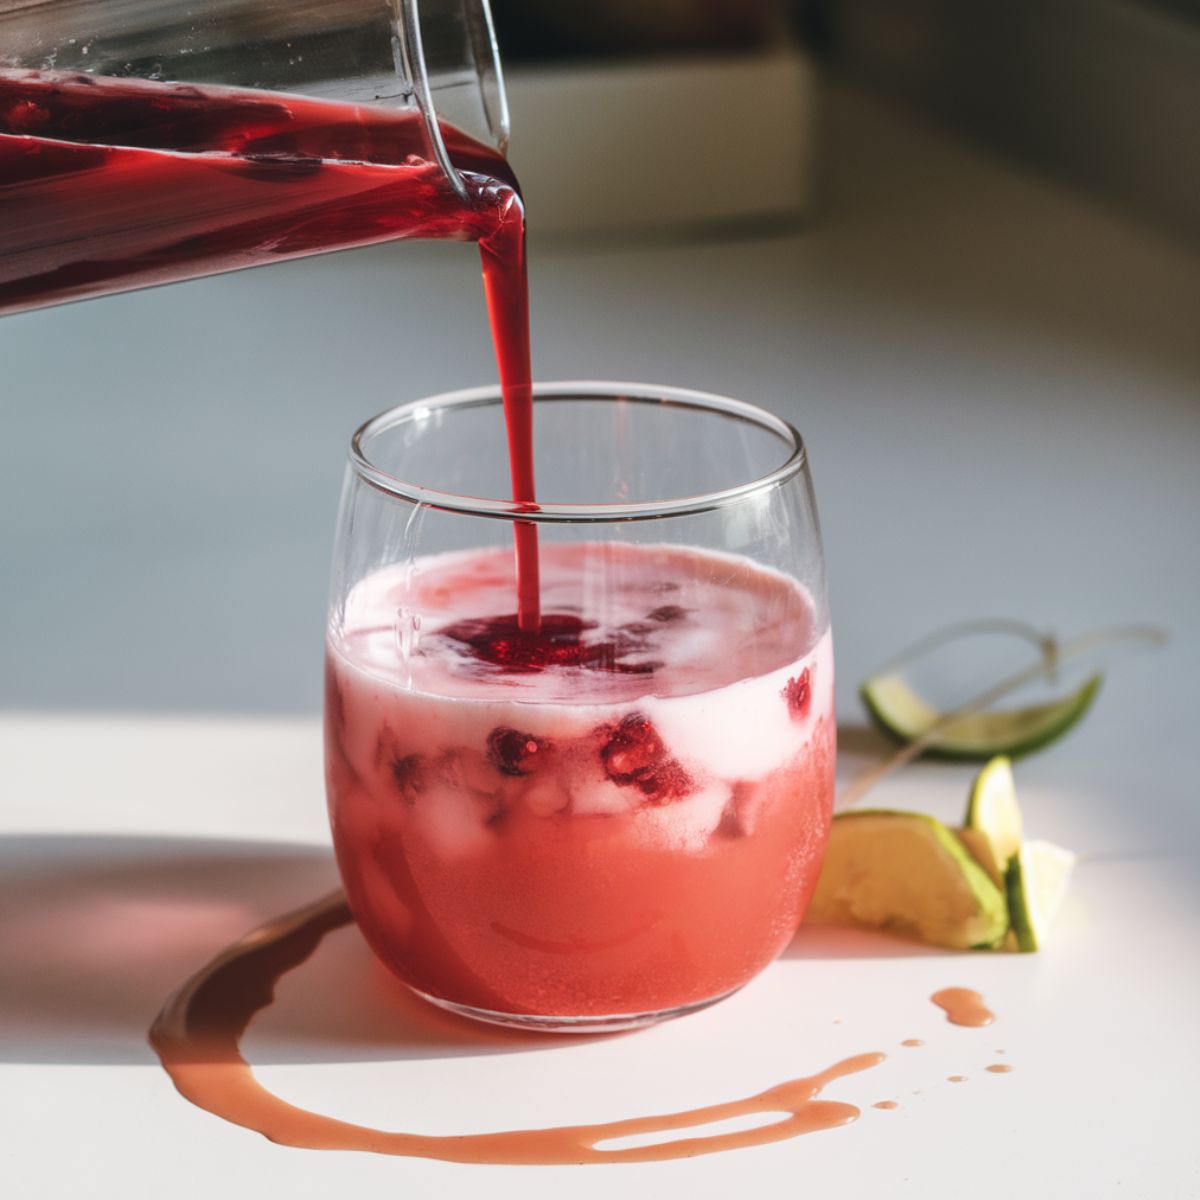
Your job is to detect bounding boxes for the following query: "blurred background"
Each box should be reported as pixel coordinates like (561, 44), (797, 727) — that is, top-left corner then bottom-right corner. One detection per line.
(1, 0), (1197, 758)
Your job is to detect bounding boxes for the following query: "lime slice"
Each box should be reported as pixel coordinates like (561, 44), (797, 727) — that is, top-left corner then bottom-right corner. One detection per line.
(860, 672), (1102, 761)
(1006, 839), (1076, 952)
(806, 810), (1009, 950)
(965, 756), (1023, 863)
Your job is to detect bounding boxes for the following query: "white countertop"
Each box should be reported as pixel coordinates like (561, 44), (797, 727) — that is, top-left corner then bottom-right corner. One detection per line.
(2, 81), (1199, 1197)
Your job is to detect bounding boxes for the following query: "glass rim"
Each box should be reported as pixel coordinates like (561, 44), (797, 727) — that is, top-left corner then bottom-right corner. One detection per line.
(349, 380), (809, 525)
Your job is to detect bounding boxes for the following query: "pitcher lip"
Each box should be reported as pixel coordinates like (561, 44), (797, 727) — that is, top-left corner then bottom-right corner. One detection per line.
(349, 380), (808, 525)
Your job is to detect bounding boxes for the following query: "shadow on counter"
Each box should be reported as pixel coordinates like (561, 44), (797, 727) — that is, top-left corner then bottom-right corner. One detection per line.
(1, 816), (944, 1067)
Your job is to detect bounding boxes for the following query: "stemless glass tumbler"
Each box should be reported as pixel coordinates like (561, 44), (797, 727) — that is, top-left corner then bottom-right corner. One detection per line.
(324, 382), (835, 1032)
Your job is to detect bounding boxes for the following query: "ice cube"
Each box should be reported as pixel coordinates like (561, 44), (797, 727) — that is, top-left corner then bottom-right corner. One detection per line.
(521, 776), (570, 817)
(411, 782), (498, 858)
(638, 782), (731, 851)
(569, 774), (638, 816)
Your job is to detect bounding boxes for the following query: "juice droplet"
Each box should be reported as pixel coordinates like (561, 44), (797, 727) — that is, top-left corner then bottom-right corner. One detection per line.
(947, 1076), (968, 1083)
(931, 987), (994, 1027)
(872, 1101), (898, 1110)
(149, 891), (887, 1165)
(986, 1063), (1013, 1074)
(901, 1038), (924, 1047)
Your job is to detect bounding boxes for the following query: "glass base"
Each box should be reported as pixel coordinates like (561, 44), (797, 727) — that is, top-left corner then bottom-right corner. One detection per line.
(411, 985), (743, 1034)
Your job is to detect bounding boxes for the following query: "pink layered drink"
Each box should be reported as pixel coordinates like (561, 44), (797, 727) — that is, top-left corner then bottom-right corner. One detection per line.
(325, 541), (833, 1023)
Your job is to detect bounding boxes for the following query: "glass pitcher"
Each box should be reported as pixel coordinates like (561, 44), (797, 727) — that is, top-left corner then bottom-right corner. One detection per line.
(0, 0), (511, 316)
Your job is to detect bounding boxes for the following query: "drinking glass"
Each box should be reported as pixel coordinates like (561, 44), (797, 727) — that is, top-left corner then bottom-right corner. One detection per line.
(325, 382), (834, 1031)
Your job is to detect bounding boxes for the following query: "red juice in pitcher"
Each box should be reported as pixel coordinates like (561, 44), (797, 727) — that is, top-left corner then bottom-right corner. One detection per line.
(0, 69), (520, 314)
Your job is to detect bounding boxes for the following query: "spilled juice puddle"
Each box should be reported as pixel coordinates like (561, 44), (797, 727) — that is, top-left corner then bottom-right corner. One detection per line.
(149, 891), (884, 1164)
(930, 987), (995, 1027)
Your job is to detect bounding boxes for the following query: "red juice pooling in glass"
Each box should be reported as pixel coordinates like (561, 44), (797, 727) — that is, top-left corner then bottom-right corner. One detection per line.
(325, 542), (835, 1022)
(0, 68), (539, 623)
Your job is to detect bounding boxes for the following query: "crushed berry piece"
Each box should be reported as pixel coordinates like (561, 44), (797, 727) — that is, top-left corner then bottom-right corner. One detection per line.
(637, 759), (692, 801)
(782, 668), (812, 719)
(648, 605), (686, 622)
(439, 612), (594, 672)
(438, 612), (659, 677)
(390, 753), (425, 798)
(717, 781), (758, 838)
(487, 727), (549, 776)
(601, 714), (664, 782)
(600, 713), (692, 802)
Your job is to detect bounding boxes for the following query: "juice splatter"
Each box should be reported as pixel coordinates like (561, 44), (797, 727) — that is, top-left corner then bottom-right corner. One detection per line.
(150, 891), (884, 1164)
(931, 988), (994, 1027)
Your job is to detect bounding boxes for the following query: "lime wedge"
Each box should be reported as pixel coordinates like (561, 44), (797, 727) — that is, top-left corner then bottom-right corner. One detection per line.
(806, 810), (1009, 950)
(860, 671), (1102, 761)
(1006, 839), (1076, 952)
(965, 756), (1023, 863)
(954, 827), (1006, 888)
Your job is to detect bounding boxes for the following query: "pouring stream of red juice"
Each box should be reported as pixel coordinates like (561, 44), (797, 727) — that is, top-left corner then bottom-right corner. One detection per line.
(0, 69), (541, 626)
